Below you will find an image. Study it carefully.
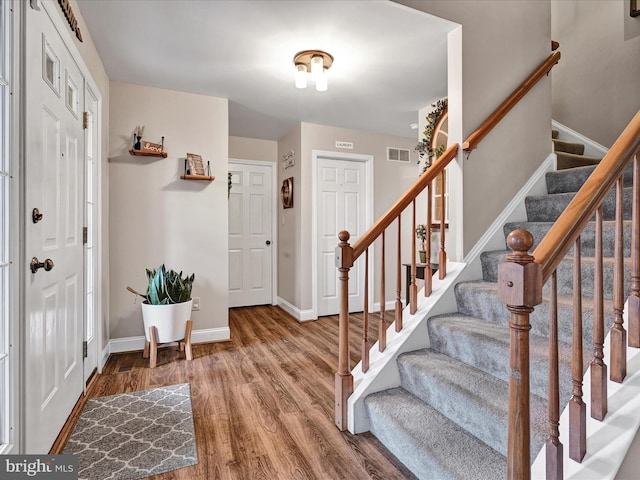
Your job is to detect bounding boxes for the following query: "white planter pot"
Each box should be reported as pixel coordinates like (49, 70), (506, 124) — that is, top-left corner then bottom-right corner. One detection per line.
(141, 300), (193, 343)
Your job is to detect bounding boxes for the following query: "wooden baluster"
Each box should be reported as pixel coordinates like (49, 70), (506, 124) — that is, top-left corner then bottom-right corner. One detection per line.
(335, 231), (354, 431)
(395, 218), (403, 331)
(611, 176), (627, 382)
(425, 181), (433, 296)
(439, 169), (447, 279)
(591, 206), (607, 420)
(379, 231), (387, 352)
(546, 271), (563, 480)
(569, 236), (586, 462)
(410, 200), (418, 314)
(498, 229), (541, 480)
(362, 248), (370, 373)
(630, 153), (640, 347)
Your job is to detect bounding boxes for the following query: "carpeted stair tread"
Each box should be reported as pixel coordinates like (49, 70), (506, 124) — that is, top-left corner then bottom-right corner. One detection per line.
(481, 249), (631, 300)
(552, 129), (559, 139)
(398, 349), (548, 459)
(365, 388), (507, 480)
(427, 313), (572, 403)
(525, 186), (632, 222)
(553, 138), (585, 155)
(556, 151), (601, 170)
(454, 280), (608, 346)
(546, 164), (632, 195)
(503, 220), (632, 258)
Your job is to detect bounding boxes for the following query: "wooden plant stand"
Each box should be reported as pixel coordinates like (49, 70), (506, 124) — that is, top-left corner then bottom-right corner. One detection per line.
(143, 319), (193, 368)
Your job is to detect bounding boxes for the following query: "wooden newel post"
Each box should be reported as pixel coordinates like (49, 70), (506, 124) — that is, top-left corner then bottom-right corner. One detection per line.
(498, 230), (542, 480)
(335, 230), (354, 431)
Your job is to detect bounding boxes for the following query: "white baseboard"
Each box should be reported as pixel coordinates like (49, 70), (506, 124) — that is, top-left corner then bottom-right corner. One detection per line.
(373, 300), (400, 311)
(277, 297), (316, 322)
(552, 119), (608, 158)
(109, 326), (231, 353)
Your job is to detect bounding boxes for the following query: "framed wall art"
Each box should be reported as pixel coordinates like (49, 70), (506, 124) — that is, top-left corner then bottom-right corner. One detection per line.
(281, 177), (293, 209)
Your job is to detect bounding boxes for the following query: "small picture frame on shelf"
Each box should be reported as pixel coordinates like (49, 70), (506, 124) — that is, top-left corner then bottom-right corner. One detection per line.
(187, 153), (205, 176)
(142, 141), (163, 154)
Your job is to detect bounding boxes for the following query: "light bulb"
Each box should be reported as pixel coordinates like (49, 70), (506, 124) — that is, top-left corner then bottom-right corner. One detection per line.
(295, 64), (308, 89)
(315, 68), (328, 92)
(311, 55), (324, 81)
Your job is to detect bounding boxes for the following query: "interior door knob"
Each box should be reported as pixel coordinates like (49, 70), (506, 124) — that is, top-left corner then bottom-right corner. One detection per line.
(32, 208), (44, 223)
(30, 257), (54, 274)
(266, 240), (271, 246)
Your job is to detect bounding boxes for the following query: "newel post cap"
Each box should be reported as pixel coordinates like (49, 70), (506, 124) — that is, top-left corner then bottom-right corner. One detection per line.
(498, 230), (542, 306)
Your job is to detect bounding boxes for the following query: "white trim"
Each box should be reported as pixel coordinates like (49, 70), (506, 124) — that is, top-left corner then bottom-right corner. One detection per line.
(100, 344), (110, 369)
(552, 119), (608, 159)
(4, 0), (21, 455)
(109, 327), (231, 354)
(228, 158), (278, 306)
(373, 300), (399, 311)
(311, 150), (374, 318)
(277, 297), (315, 322)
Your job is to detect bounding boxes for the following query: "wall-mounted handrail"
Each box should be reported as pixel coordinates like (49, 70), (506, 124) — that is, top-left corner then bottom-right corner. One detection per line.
(462, 51), (561, 152)
(351, 143), (459, 261)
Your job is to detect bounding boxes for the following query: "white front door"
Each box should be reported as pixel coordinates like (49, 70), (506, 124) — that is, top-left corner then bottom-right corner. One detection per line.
(228, 161), (274, 307)
(317, 157), (367, 316)
(24, 5), (85, 453)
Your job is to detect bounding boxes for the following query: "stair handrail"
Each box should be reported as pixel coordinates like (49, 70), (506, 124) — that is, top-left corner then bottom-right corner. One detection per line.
(351, 143), (459, 260)
(534, 111), (640, 281)
(500, 108), (640, 480)
(462, 51), (561, 152)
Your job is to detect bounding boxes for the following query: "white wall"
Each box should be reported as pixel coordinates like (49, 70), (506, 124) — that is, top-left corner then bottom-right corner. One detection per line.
(108, 81), (229, 340)
(397, 0), (552, 255)
(229, 136), (277, 163)
(279, 122), (420, 313)
(551, 0), (640, 147)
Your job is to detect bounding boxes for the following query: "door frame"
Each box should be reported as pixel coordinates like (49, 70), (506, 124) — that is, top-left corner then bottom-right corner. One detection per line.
(17, 0), (104, 452)
(228, 158), (278, 306)
(311, 150), (374, 319)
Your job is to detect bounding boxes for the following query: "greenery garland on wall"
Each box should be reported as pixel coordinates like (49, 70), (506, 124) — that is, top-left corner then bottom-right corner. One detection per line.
(415, 97), (448, 175)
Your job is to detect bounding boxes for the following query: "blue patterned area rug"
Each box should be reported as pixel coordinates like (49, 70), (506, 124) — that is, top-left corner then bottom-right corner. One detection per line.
(64, 383), (198, 480)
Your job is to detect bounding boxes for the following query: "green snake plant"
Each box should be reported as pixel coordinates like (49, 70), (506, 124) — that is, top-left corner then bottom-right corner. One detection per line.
(127, 264), (195, 305)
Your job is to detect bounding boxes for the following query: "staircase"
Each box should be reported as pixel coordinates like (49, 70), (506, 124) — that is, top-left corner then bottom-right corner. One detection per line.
(363, 141), (633, 478)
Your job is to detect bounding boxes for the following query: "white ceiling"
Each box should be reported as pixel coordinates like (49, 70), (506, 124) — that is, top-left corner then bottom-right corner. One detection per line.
(77, 0), (457, 141)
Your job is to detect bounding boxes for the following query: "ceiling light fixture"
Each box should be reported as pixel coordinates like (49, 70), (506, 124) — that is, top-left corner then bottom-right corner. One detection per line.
(293, 50), (333, 92)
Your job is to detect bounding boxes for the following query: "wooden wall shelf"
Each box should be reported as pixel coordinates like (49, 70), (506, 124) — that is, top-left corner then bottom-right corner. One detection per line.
(129, 149), (168, 158)
(180, 174), (215, 181)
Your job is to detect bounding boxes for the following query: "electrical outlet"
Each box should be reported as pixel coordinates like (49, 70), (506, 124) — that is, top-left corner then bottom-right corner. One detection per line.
(192, 297), (200, 311)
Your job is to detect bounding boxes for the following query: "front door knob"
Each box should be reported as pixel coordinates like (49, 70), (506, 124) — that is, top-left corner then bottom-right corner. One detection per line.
(30, 257), (54, 274)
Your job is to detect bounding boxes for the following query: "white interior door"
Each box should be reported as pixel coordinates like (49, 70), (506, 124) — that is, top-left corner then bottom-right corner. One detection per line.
(228, 162), (273, 307)
(317, 157), (367, 316)
(24, 5), (85, 453)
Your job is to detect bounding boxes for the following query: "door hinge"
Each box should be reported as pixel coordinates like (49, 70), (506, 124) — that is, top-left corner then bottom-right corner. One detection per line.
(82, 226), (88, 244)
(83, 111), (88, 130)
(82, 341), (88, 358)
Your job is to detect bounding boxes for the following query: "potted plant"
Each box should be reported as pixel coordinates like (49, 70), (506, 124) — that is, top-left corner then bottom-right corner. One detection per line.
(416, 224), (428, 264)
(127, 265), (195, 367)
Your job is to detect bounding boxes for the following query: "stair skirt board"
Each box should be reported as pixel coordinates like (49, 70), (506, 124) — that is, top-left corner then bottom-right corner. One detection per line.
(348, 153), (556, 434)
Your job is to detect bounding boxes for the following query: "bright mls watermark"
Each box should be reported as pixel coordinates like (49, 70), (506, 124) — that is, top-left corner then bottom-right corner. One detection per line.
(0, 455), (77, 479)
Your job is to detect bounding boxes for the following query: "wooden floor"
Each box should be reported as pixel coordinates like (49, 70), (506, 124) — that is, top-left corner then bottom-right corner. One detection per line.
(53, 305), (417, 480)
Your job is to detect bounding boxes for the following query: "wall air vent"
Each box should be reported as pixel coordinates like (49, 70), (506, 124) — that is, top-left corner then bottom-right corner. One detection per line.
(387, 147), (410, 163)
